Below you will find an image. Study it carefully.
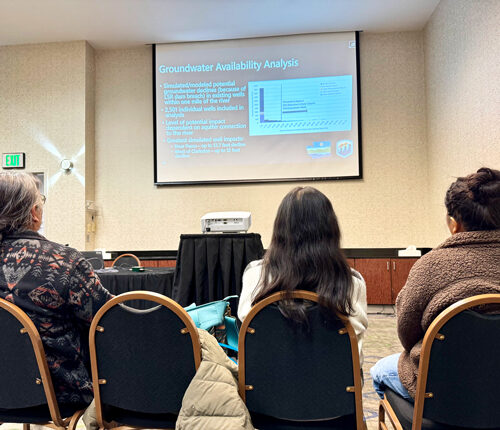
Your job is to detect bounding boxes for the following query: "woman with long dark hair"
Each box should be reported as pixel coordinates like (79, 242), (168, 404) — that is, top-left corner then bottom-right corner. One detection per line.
(237, 186), (368, 361)
(371, 167), (500, 400)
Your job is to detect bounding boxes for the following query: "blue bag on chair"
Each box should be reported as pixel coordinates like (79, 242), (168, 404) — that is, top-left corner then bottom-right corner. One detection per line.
(185, 299), (228, 330)
(219, 316), (239, 352)
(185, 296), (239, 356)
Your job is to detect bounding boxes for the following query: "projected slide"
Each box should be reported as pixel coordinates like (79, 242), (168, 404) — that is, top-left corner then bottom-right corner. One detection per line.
(154, 32), (361, 184)
(249, 76), (352, 136)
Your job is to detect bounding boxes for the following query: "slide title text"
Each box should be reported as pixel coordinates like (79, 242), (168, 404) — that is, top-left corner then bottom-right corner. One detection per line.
(158, 58), (299, 74)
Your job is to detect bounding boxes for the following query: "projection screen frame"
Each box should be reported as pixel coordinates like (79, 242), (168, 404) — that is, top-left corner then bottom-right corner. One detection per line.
(153, 31), (363, 186)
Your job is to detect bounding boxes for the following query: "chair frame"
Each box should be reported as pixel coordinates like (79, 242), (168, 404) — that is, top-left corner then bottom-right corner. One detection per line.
(238, 290), (366, 430)
(82, 251), (105, 270)
(379, 293), (500, 430)
(111, 253), (141, 267)
(89, 291), (202, 430)
(0, 298), (85, 430)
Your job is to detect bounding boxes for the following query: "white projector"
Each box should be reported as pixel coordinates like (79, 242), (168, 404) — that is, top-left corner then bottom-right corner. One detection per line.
(201, 211), (251, 233)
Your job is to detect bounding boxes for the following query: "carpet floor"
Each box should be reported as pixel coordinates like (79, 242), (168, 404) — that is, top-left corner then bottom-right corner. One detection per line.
(363, 313), (400, 430)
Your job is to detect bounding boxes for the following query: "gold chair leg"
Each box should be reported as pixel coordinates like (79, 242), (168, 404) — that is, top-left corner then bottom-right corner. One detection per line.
(68, 409), (85, 430)
(379, 401), (387, 430)
(379, 398), (403, 430)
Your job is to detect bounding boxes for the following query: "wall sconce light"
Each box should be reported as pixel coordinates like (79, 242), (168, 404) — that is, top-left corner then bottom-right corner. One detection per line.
(60, 159), (73, 171)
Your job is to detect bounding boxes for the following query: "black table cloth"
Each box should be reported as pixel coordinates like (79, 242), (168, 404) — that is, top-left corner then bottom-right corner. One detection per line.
(97, 267), (175, 309)
(172, 233), (265, 307)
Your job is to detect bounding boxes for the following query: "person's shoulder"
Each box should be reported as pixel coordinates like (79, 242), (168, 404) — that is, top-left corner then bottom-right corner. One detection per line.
(411, 240), (453, 273)
(243, 259), (264, 274)
(40, 239), (86, 265)
(349, 269), (367, 300)
(412, 231), (500, 278)
(350, 268), (365, 285)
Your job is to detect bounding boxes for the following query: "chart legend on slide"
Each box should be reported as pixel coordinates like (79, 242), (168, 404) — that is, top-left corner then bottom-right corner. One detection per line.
(248, 75), (352, 136)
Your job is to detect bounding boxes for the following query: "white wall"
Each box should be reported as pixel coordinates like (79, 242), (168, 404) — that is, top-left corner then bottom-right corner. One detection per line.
(424, 0), (500, 242)
(85, 42), (97, 249)
(0, 41), (92, 249)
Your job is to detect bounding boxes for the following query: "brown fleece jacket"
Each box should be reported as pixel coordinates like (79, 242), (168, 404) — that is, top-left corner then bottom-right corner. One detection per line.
(396, 229), (500, 397)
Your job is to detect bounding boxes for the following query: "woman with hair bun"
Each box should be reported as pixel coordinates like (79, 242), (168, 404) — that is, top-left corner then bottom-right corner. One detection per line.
(371, 167), (500, 400)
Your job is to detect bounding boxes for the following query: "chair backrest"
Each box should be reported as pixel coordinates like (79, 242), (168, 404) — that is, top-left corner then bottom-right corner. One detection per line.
(0, 297), (64, 425)
(89, 291), (202, 428)
(111, 253), (141, 268)
(82, 250), (104, 270)
(238, 290), (364, 428)
(412, 294), (500, 429)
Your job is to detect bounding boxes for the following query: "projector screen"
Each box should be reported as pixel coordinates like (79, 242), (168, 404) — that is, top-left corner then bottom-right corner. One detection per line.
(154, 32), (361, 185)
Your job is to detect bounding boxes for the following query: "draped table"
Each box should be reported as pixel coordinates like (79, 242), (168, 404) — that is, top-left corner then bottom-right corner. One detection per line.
(97, 267), (175, 309)
(172, 233), (265, 307)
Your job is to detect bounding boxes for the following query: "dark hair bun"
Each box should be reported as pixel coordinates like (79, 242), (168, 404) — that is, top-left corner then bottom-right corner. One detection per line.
(468, 168), (500, 204)
(445, 167), (500, 231)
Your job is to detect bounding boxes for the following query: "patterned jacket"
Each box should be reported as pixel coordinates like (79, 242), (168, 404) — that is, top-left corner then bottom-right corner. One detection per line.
(0, 230), (112, 406)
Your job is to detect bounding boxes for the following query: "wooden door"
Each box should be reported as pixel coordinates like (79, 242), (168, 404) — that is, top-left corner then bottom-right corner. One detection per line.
(346, 258), (355, 268)
(354, 258), (392, 304)
(390, 258), (419, 303)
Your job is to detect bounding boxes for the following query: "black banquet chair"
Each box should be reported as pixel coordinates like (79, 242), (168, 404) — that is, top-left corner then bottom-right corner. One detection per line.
(89, 291), (201, 429)
(111, 253), (141, 268)
(379, 294), (500, 430)
(0, 297), (85, 430)
(82, 250), (105, 270)
(238, 290), (366, 430)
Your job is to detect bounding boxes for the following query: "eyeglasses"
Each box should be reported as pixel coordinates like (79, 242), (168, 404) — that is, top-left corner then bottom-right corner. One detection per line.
(40, 194), (46, 205)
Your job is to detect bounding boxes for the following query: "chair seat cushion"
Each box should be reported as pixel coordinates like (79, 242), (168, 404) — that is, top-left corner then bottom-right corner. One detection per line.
(250, 412), (357, 430)
(0, 402), (87, 424)
(385, 389), (474, 430)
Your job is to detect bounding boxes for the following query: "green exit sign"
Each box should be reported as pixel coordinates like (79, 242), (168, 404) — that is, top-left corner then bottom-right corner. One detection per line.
(2, 153), (26, 169)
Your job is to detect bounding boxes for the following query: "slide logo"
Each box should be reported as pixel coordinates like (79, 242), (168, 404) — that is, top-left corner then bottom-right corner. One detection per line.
(336, 140), (353, 158)
(306, 141), (331, 158)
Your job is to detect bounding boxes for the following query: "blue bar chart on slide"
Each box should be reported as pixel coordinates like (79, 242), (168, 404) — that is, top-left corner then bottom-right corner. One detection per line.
(248, 75), (353, 136)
